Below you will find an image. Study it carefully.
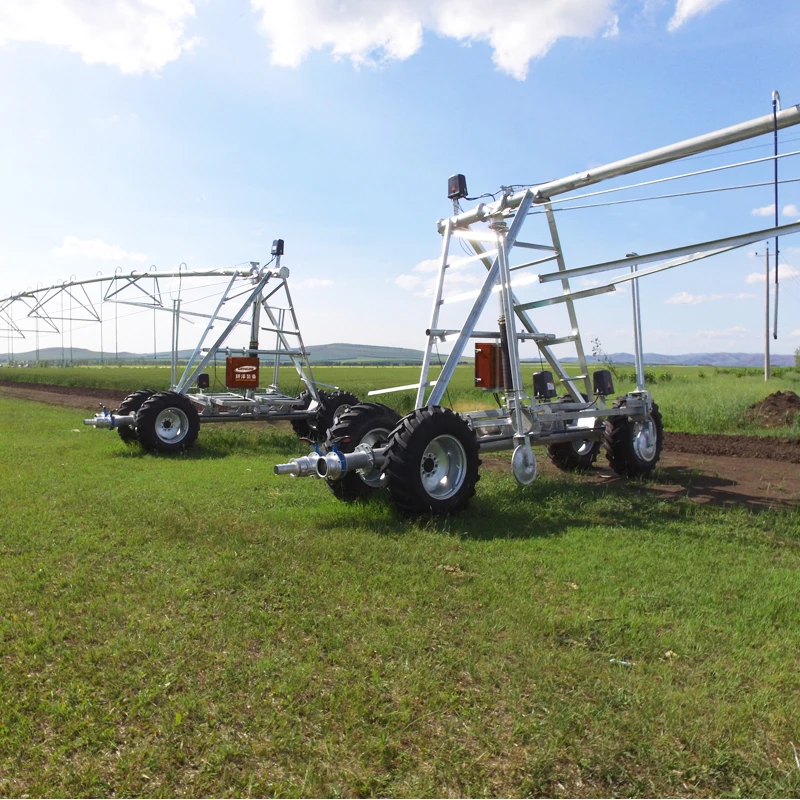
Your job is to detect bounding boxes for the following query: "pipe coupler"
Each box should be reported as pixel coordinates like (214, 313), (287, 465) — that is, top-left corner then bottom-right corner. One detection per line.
(273, 453), (319, 478)
(315, 445), (381, 481)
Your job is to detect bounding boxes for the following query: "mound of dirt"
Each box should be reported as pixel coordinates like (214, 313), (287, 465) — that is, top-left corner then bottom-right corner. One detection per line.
(746, 390), (800, 428)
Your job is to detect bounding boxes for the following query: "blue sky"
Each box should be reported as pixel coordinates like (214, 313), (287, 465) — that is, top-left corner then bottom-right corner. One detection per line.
(1, 0), (800, 359)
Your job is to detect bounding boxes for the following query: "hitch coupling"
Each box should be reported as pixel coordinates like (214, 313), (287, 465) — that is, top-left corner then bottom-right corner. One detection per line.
(274, 444), (385, 481)
(83, 407), (136, 430)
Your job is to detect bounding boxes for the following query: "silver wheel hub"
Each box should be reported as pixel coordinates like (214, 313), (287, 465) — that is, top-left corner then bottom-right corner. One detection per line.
(572, 439), (595, 457)
(632, 416), (657, 461)
(419, 434), (467, 500)
(155, 407), (190, 443)
(357, 427), (392, 488)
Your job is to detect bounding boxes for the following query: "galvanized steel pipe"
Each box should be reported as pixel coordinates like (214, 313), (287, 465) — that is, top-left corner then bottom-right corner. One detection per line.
(441, 105), (800, 230)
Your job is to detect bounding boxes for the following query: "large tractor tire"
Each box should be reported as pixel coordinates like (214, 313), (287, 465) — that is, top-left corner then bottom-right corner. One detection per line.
(135, 391), (201, 454)
(384, 406), (480, 516)
(324, 402), (402, 502)
(604, 398), (663, 478)
(313, 390), (359, 442)
(114, 389), (155, 444)
(290, 390), (314, 439)
(547, 395), (601, 471)
(547, 439), (601, 471)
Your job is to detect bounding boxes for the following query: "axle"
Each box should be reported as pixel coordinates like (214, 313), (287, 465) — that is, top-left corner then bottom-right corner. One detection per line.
(273, 426), (609, 481)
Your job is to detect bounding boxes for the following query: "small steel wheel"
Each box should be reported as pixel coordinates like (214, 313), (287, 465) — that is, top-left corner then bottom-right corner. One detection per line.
(384, 406), (480, 516)
(135, 391), (200, 453)
(604, 399), (663, 477)
(114, 389), (155, 444)
(325, 402), (401, 502)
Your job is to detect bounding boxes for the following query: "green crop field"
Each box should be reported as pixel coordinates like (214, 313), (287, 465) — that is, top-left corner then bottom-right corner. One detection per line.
(3, 362), (800, 435)
(1, 391), (800, 797)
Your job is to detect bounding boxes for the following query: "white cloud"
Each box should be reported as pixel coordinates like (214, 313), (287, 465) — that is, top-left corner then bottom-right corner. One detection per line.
(667, 291), (755, 305)
(395, 274), (422, 290)
(791, 329), (800, 338)
(602, 14), (620, 38)
(745, 264), (800, 284)
(751, 204), (776, 217)
(51, 236), (148, 262)
(0, 0), (200, 74)
(250, 0), (618, 80)
(412, 258), (441, 274)
(696, 326), (749, 339)
(395, 268), (484, 299)
(668, 0), (729, 31)
(783, 203), (800, 218)
(294, 278), (333, 290)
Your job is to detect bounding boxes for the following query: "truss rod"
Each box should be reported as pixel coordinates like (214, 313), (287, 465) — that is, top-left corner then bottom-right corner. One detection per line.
(538, 220), (800, 284)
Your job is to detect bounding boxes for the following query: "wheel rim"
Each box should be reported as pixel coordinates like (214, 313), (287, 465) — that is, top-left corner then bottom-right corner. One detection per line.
(419, 434), (467, 500)
(155, 407), (190, 444)
(358, 427), (393, 488)
(572, 439), (595, 457)
(632, 416), (657, 462)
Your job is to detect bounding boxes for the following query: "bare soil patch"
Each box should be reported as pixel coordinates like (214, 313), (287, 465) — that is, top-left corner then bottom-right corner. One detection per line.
(0, 380), (128, 411)
(665, 431), (800, 463)
(481, 448), (800, 511)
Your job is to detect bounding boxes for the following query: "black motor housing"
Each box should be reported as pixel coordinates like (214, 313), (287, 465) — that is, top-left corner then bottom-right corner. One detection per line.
(533, 370), (557, 400)
(593, 369), (614, 396)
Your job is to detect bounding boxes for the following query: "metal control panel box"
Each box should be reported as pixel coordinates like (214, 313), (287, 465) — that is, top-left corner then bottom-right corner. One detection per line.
(474, 343), (503, 391)
(226, 356), (260, 389)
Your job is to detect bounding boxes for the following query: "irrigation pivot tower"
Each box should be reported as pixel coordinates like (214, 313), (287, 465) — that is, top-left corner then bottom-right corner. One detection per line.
(274, 99), (800, 515)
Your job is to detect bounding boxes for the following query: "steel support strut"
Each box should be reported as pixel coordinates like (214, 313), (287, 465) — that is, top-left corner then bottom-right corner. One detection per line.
(426, 190), (534, 407)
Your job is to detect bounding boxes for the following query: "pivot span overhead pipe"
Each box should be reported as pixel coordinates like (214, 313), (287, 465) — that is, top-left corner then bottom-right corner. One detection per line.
(440, 104), (800, 230)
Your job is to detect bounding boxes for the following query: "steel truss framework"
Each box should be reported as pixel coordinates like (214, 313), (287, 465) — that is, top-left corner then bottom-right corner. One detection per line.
(275, 101), (800, 500)
(1, 256), (327, 425)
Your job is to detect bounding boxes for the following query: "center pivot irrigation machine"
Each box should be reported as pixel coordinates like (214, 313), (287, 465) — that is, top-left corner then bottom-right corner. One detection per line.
(275, 99), (800, 515)
(83, 240), (359, 452)
(0, 239), (358, 452)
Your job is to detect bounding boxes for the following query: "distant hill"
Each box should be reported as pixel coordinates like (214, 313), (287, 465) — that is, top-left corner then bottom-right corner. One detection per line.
(0, 346), (194, 363)
(1, 343), (795, 368)
(305, 343), (424, 364)
(0, 343), (427, 366)
(559, 352), (798, 368)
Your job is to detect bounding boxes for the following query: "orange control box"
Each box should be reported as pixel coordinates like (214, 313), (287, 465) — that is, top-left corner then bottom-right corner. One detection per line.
(226, 357), (260, 389)
(474, 343), (503, 391)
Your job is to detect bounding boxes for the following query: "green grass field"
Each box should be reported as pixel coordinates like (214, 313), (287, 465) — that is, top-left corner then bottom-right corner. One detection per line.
(3, 362), (800, 435)
(1, 395), (800, 796)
